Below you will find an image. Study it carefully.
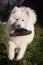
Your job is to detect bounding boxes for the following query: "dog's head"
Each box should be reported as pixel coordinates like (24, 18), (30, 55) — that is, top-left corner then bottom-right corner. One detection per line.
(9, 7), (32, 36)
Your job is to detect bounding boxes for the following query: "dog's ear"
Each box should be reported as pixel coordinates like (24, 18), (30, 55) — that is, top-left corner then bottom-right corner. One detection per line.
(25, 7), (32, 17)
(11, 7), (19, 14)
(25, 7), (37, 24)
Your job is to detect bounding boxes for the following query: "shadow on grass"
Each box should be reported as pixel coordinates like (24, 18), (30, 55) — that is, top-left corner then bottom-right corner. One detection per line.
(0, 43), (7, 57)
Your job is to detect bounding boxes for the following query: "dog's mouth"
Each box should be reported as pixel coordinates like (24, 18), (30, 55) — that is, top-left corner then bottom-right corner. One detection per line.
(9, 28), (32, 37)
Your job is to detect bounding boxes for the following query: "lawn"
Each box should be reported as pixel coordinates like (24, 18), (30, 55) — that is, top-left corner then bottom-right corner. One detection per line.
(0, 23), (43, 65)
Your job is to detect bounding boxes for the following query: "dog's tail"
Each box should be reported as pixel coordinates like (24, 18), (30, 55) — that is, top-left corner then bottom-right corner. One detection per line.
(26, 7), (37, 24)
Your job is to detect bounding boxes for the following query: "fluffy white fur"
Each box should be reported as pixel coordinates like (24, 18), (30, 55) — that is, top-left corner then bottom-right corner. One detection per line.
(6, 6), (37, 60)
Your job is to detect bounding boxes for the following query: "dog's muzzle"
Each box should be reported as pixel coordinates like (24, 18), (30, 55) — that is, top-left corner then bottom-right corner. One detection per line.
(9, 28), (32, 37)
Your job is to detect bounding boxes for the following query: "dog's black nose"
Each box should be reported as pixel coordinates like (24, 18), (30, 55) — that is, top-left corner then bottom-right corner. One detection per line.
(17, 24), (21, 28)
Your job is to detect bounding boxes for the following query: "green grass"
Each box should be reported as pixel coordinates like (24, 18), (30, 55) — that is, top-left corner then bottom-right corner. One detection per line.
(0, 24), (43, 65)
(0, 24), (6, 42)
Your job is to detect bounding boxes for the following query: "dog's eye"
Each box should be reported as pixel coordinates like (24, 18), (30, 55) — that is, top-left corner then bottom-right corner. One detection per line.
(22, 19), (24, 21)
(16, 19), (18, 21)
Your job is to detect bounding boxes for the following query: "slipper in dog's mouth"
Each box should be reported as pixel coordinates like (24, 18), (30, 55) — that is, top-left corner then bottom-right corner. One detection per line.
(9, 28), (32, 37)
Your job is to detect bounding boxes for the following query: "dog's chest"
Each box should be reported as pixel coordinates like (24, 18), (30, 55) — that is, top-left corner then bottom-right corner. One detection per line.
(10, 32), (34, 46)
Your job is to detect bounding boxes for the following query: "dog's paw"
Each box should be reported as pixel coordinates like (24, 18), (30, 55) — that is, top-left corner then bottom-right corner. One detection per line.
(16, 55), (23, 60)
(8, 55), (14, 60)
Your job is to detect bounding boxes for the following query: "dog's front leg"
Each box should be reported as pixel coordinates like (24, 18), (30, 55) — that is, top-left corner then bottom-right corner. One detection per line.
(6, 41), (16, 60)
(16, 44), (27, 60)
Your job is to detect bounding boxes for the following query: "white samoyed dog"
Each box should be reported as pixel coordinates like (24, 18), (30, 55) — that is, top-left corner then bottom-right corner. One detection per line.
(6, 6), (37, 60)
